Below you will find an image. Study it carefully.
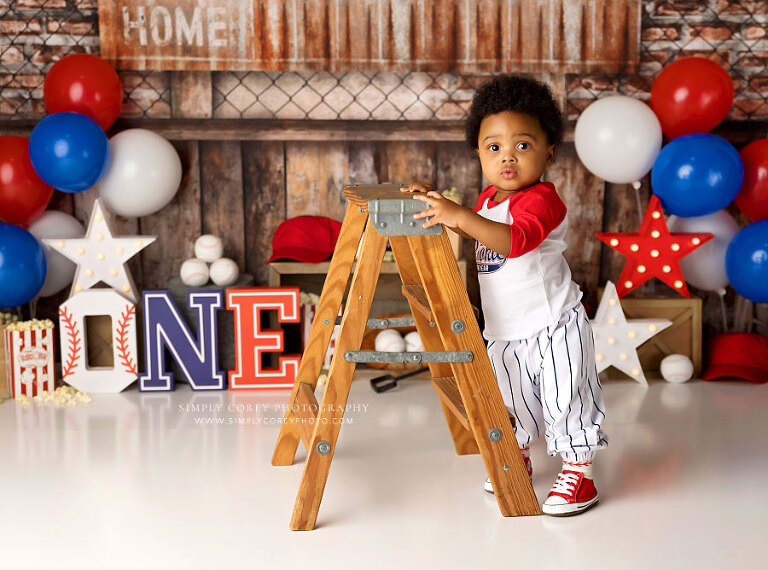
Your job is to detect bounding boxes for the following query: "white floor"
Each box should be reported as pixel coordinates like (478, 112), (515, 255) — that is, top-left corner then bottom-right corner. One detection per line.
(1, 370), (766, 570)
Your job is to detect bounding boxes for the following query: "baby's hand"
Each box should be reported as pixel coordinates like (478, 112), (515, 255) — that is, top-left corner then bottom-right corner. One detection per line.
(400, 182), (433, 194)
(410, 190), (466, 229)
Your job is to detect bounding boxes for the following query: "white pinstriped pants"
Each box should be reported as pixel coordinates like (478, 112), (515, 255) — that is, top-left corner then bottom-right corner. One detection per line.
(486, 303), (608, 463)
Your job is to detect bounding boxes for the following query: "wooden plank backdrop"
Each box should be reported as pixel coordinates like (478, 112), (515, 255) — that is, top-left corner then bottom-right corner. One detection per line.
(141, 140), (203, 288)
(200, 140), (246, 269)
(35, 136), (649, 322)
(243, 141), (285, 286)
(545, 144), (604, 305)
(33, 130), (766, 342)
(28, 61), (767, 335)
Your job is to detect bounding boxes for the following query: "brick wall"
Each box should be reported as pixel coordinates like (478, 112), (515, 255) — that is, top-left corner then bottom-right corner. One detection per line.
(1, 0), (767, 121)
(645, 0), (768, 120)
(567, 0), (768, 120)
(0, 0), (169, 119)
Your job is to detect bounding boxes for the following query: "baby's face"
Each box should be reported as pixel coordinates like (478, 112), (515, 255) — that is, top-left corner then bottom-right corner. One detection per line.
(475, 111), (555, 194)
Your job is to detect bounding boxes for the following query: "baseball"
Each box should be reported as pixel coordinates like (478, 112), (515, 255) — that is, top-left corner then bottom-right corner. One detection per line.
(194, 234), (223, 262)
(180, 258), (210, 287)
(660, 354), (694, 383)
(374, 329), (406, 352)
(210, 257), (240, 286)
(404, 330), (423, 352)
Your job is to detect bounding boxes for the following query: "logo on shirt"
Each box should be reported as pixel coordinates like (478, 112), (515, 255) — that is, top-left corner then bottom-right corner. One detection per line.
(476, 242), (506, 274)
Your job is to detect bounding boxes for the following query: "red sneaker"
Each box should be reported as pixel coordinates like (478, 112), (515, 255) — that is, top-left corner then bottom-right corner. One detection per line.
(542, 469), (599, 516)
(484, 447), (532, 493)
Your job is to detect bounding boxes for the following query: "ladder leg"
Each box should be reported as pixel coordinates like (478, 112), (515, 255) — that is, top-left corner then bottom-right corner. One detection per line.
(290, 222), (388, 530)
(271, 203), (367, 467)
(407, 232), (540, 516)
(389, 236), (480, 456)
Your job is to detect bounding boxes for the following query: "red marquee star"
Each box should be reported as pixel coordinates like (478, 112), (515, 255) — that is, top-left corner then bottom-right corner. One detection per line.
(596, 195), (713, 298)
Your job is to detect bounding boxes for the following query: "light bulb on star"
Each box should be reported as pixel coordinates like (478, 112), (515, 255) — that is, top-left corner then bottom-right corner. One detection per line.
(43, 199), (156, 302)
(595, 195), (713, 297)
(592, 281), (672, 385)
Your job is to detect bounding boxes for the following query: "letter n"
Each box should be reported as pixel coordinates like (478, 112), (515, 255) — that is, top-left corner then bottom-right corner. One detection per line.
(226, 288), (300, 390)
(139, 290), (224, 391)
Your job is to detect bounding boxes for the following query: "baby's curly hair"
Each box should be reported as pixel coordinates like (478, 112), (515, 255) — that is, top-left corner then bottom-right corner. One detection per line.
(465, 74), (564, 150)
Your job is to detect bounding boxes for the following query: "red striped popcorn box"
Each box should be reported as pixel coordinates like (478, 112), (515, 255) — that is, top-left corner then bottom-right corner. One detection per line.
(5, 324), (56, 399)
(1, 324), (10, 398)
(300, 298), (342, 369)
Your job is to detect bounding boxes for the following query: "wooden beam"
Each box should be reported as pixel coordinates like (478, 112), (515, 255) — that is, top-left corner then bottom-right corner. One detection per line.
(171, 71), (213, 119)
(431, 377), (470, 431)
(113, 119), (466, 142)
(402, 284), (433, 321)
(3, 119), (767, 146)
(0, 119), (464, 142)
(293, 382), (320, 451)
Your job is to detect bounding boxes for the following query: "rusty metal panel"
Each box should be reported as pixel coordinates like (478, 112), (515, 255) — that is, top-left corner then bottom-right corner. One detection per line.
(98, 0), (640, 73)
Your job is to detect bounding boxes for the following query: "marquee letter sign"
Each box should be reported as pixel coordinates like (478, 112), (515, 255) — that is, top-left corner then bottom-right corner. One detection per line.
(139, 290), (225, 391)
(59, 289), (139, 393)
(226, 288), (300, 390)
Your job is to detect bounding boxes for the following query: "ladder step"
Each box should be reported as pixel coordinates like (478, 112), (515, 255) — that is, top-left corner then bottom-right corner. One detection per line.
(293, 382), (319, 450)
(337, 316), (418, 327)
(345, 350), (473, 364)
(402, 284), (432, 320)
(431, 377), (469, 431)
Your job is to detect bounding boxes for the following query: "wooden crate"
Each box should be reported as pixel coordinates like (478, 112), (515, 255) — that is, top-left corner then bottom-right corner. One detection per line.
(604, 295), (703, 380)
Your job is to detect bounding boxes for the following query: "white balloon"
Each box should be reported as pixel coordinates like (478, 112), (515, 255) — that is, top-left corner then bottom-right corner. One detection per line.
(97, 129), (182, 218)
(668, 210), (740, 291)
(27, 211), (85, 297)
(575, 96), (662, 184)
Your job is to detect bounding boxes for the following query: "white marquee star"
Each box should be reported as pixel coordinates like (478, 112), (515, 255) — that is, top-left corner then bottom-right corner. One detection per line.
(43, 199), (156, 303)
(592, 281), (672, 385)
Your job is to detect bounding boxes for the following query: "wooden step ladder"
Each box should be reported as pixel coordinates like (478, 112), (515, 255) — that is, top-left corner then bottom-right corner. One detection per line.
(271, 184), (540, 530)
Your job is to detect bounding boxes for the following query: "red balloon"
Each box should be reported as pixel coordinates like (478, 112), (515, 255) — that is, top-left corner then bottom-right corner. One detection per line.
(44, 54), (123, 131)
(736, 139), (768, 222)
(650, 57), (734, 140)
(0, 135), (54, 226)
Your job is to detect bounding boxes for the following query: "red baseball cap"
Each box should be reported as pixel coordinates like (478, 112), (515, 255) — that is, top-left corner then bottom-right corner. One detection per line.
(701, 332), (768, 384)
(267, 216), (342, 264)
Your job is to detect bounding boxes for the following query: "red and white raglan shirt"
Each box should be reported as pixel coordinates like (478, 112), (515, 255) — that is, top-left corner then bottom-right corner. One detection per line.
(474, 181), (583, 341)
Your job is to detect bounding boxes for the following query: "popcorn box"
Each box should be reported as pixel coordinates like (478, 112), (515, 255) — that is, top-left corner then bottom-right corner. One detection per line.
(301, 300), (341, 369)
(0, 324), (10, 399)
(5, 325), (56, 398)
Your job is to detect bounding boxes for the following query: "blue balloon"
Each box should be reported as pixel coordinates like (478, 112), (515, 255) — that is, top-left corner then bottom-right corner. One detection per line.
(651, 133), (743, 217)
(28, 111), (109, 193)
(726, 221), (768, 303)
(0, 224), (47, 307)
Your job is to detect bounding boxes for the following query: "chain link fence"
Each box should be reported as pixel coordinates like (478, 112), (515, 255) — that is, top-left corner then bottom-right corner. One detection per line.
(1, 1), (767, 123)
